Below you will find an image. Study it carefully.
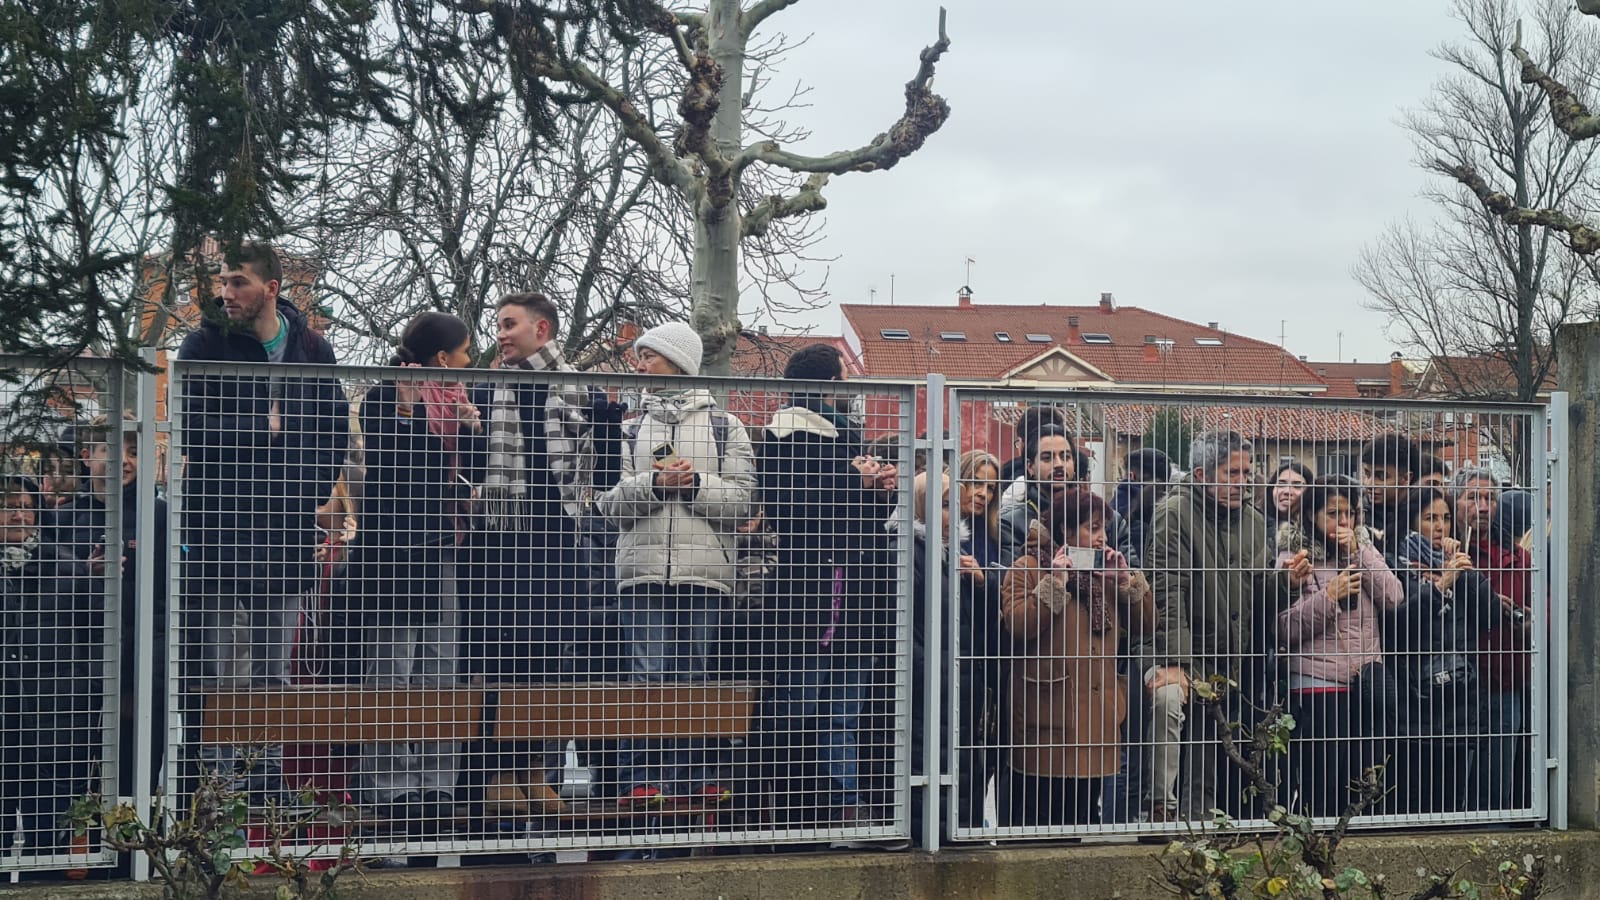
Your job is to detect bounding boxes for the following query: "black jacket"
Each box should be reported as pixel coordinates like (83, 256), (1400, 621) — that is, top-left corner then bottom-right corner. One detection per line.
(176, 302), (347, 595)
(1, 544), (103, 759)
(1386, 564), (1500, 738)
(345, 381), (484, 618)
(759, 401), (894, 656)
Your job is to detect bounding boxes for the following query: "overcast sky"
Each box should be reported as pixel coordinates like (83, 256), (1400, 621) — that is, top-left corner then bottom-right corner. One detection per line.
(757, 0), (1459, 364)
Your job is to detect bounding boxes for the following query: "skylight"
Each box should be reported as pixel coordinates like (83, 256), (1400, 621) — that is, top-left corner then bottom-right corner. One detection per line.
(880, 328), (911, 341)
(995, 331), (1013, 343)
(1194, 337), (1223, 347)
(1025, 333), (1052, 343)
(939, 331), (967, 341)
(1081, 333), (1113, 344)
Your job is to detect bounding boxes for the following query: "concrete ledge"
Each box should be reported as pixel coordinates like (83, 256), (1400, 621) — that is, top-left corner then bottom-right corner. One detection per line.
(6, 830), (1599, 900)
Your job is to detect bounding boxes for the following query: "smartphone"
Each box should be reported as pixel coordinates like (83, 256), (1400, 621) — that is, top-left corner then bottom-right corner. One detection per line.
(651, 441), (678, 467)
(1065, 545), (1104, 570)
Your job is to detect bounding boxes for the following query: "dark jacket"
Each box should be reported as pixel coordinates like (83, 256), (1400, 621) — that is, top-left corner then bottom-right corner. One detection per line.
(1386, 556), (1501, 738)
(1, 544), (102, 761)
(176, 301), (347, 596)
(1149, 482), (1293, 695)
(345, 381), (484, 619)
(759, 400), (894, 657)
(53, 482), (169, 785)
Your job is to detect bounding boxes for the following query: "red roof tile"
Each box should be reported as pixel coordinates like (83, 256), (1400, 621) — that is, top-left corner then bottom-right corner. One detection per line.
(841, 303), (1326, 389)
(1305, 361), (1397, 399)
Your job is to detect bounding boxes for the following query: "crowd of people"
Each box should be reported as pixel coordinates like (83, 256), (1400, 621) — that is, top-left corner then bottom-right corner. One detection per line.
(0, 241), (1544, 869)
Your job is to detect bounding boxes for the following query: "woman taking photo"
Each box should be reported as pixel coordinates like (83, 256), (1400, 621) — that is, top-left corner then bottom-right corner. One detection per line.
(1000, 488), (1152, 827)
(1387, 487), (1523, 814)
(1275, 475), (1405, 819)
(346, 311), (484, 830)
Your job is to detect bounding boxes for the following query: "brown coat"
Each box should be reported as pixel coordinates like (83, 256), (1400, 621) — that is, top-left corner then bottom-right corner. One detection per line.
(1001, 520), (1154, 779)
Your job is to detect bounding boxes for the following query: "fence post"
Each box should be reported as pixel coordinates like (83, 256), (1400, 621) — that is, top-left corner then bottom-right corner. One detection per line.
(921, 375), (945, 853)
(130, 348), (159, 882)
(1557, 323), (1600, 828)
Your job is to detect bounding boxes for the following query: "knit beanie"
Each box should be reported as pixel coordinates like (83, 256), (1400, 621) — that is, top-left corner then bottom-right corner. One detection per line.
(634, 321), (703, 376)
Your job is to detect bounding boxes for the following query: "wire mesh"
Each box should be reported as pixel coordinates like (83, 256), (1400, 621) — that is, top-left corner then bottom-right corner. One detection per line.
(0, 357), (126, 872)
(941, 388), (1552, 841)
(165, 360), (917, 861)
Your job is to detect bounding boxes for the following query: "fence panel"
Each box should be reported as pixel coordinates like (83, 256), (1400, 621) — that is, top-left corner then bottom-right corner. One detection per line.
(164, 360), (917, 862)
(942, 386), (1551, 841)
(0, 356), (127, 872)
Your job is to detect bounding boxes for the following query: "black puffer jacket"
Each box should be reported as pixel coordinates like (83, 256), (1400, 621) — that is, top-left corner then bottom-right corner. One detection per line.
(176, 301), (347, 596)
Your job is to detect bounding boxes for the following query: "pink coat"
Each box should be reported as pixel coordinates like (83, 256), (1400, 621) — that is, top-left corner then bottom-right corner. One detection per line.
(1275, 527), (1405, 685)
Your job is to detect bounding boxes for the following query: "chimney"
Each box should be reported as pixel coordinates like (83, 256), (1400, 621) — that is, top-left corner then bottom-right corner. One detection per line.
(1298, 355), (1307, 361)
(1389, 351), (1405, 396)
(758, 324), (768, 336)
(1099, 292), (1116, 313)
(1143, 334), (1158, 362)
(618, 321), (640, 345)
(958, 285), (973, 308)
(1066, 315), (1082, 344)
(1207, 321), (1219, 330)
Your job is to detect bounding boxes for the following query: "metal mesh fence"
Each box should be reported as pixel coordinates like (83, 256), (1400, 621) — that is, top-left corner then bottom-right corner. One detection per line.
(165, 360), (918, 861)
(0, 358), (127, 873)
(941, 388), (1554, 841)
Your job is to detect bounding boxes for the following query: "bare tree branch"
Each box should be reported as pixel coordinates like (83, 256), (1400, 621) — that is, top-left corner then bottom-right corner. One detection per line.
(742, 172), (828, 237)
(742, 0), (800, 35)
(737, 6), (950, 175)
(1435, 159), (1600, 253)
(1512, 41), (1600, 139)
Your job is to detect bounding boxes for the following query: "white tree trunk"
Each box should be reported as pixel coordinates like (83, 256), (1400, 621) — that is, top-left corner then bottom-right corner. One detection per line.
(689, 0), (749, 376)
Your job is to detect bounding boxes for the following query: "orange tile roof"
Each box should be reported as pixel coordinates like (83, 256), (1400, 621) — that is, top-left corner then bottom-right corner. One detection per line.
(841, 303), (1327, 389)
(730, 333), (861, 377)
(1305, 361), (1396, 399)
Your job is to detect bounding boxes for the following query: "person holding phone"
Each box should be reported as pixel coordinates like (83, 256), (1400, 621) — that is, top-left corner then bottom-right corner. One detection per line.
(1275, 475), (1405, 819)
(1385, 488), (1511, 814)
(1000, 487), (1153, 827)
(597, 322), (755, 810)
(345, 311), (484, 830)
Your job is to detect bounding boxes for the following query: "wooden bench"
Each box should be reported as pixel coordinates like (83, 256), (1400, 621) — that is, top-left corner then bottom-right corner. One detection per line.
(199, 682), (759, 746)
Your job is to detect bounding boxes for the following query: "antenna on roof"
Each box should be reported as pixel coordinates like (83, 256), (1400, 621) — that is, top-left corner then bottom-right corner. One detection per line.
(890, 273), (896, 306)
(868, 285), (877, 305)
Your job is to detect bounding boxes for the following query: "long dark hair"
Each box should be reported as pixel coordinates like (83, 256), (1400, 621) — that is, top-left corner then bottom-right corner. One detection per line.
(391, 312), (470, 367)
(1296, 474), (1361, 551)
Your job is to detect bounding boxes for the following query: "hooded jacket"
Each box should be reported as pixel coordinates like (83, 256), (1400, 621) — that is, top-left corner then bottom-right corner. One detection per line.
(1274, 522), (1405, 686)
(598, 390), (755, 594)
(176, 301), (347, 596)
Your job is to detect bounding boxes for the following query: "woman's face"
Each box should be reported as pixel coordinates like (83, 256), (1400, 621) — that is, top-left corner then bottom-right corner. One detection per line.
(436, 336), (473, 370)
(1313, 495), (1356, 541)
(1272, 467), (1307, 514)
(0, 489), (36, 546)
(959, 463), (998, 519)
(1069, 516), (1108, 551)
(1417, 497), (1453, 550)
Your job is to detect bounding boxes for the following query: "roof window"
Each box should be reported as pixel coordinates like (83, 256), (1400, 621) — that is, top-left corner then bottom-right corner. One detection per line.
(1025, 333), (1052, 343)
(1194, 337), (1223, 347)
(995, 331), (1013, 343)
(939, 331), (967, 341)
(1081, 333), (1113, 344)
(880, 328), (911, 341)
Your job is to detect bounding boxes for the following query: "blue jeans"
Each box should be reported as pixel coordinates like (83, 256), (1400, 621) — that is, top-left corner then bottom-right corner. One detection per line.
(1102, 667), (1151, 822)
(773, 655), (863, 809)
(614, 585), (724, 796)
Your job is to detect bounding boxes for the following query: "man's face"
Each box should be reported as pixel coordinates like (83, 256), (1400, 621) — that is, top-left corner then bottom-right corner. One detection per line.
(1028, 436), (1074, 486)
(1361, 463), (1409, 506)
(1418, 471), (1446, 490)
(1202, 450), (1255, 509)
(39, 454), (78, 506)
(1455, 478), (1498, 539)
(83, 442), (135, 499)
(497, 305), (550, 363)
(217, 263), (277, 327)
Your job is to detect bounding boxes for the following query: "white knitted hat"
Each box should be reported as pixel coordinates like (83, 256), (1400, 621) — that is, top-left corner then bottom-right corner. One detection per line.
(634, 321), (703, 376)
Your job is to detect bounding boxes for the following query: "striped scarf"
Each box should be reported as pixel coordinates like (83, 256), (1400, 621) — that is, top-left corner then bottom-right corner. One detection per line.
(481, 345), (588, 530)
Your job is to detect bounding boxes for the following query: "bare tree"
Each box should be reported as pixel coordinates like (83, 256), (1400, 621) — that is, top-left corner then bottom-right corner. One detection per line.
(287, 3), (834, 368)
(1356, 0), (1600, 407)
(459, 0), (953, 375)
